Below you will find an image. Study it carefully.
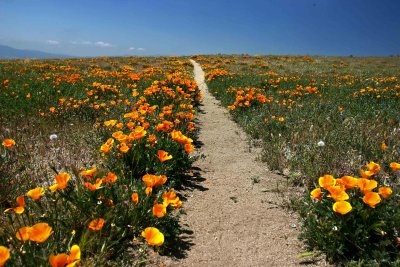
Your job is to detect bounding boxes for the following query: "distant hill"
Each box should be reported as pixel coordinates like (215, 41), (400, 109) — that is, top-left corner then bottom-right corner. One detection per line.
(0, 44), (73, 59)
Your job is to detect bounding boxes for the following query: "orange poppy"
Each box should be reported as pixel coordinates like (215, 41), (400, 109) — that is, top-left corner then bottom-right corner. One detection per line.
(29, 223), (53, 243)
(131, 192), (139, 204)
(2, 139), (16, 148)
(141, 227), (164, 246)
(0, 246), (10, 267)
(390, 162), (400, 171)
(102, 172), (118, 185)
(327, 186), (349, 202)
(333, 201), (352, 215)
(318, 175), (336, 189)
(152, 204), (167, 218)
(54, 172), (71, 191)
(89, 218), (105, 231)
(4, 195), (25, 214)
(84, 178), (103, 191)
(157, 150), (173, 162)
(358, 178), (378, 194)
(26, 187), (45, 200)
(363, 192), (381, 208)
(378, 187), (393, 199)
(340, 176), (359, 189)
(310, 188), (322, 200)
(49, 244), (80, 267)
(80, 167), (96, 179)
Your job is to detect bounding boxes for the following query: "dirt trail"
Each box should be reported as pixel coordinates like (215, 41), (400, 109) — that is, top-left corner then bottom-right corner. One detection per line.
(161, 60), (325, 266)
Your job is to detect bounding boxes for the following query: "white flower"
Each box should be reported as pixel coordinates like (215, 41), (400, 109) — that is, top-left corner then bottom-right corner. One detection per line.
(49, 134), (58, 140)
(317, 140), (325, 147)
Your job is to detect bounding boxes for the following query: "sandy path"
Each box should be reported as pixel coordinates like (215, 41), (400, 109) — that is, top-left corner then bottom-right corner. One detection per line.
(161, 60), (324, 266)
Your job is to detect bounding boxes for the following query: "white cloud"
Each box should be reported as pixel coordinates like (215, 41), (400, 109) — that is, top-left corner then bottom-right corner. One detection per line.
(137, 48), (145, 51)
(95, 41), (114, 47)
(128, 47), (135, 51)
(70, 41), (92, 45)
(47, 40), (59, 45)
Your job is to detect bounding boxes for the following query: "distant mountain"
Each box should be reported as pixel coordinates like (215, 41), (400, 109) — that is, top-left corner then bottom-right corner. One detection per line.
(0, 44), (73, 59)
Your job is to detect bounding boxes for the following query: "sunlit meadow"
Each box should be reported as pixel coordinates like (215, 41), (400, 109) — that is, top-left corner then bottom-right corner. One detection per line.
(0, 56), (200, 266)
(195, 54), (400, 265)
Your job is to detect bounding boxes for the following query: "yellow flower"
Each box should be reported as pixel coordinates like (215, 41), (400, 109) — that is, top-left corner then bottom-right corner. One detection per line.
(157, 150), (173, 162)
(318, 175), (336, 189)
(333, 201), (352, 215)
(363, 192), (381, 208)
(89, 218), (105, 231)
(0, 246), (11, 267)
(2, 139), (16, 148)
(141, 227), (164, 246)
(310, 188), (322, 200)
(378, 187), (393, 199)
(49, 244), (80, 267)
(26, 187), (45, 200)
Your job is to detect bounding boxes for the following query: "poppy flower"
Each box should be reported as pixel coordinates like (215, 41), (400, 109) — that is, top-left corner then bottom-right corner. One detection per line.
(184, 144), (195, 153)
(327, 186), (349, 201)
(152, 204), (167, 218)
(363, 192), (381, 208)
(318, 175), (336, 189)
(157, 150), (173, 162)
(340, 176), (359, 189)
(26, 187), (45, 200)
(310, 188), (322, 200)
(4, 195), (25, 214)
(378, 187), (392, 199)
(141, 227), (164, 246)
(358, 178), (378, 194)
(89, 218), (105, 231)
(17, 223), (53, 243)
(80, 167), (96, 179)
(131, 192), (139, 204)
(390, 162), (400, 171)
(333, 201), (352, 215)
(49, 244), (80, 267)
(84, 178), (102, 191)
(0, 246), (10, 267)
(29, 223), (53, 243)
(2, 139), (16, 148)
(102, 172), (118, 185)
(16, 226), (30, 241)
(51, 172), (71, 191)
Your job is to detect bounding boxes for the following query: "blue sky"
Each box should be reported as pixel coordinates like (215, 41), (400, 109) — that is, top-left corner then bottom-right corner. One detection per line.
(1, 0), (399, 57)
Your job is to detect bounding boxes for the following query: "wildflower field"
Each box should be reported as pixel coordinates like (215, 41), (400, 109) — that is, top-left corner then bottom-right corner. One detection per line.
(196, 55), (400, 265)
(0, 56), (200, 266)
(0, 54), (399, 266)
